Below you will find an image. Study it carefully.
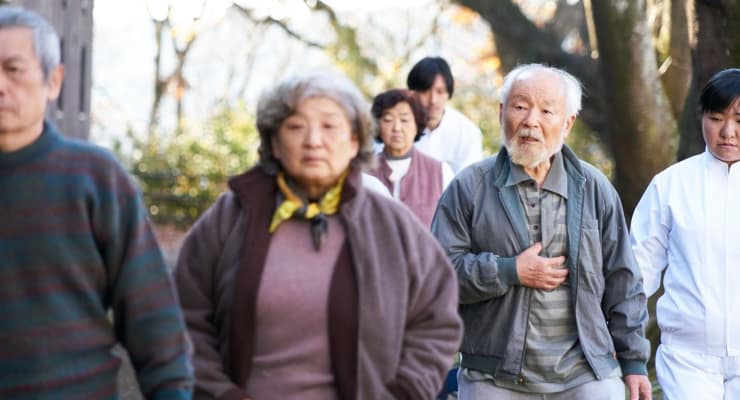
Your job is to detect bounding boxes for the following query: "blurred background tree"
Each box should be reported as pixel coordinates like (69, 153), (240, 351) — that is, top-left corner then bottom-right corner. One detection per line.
(114, 102), (260, 228)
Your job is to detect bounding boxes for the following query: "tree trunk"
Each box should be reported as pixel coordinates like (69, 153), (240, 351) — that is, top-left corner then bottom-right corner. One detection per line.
(659, 0), (692, 119)
(589, 0), (676, 215)
(678, 0), (740, 160)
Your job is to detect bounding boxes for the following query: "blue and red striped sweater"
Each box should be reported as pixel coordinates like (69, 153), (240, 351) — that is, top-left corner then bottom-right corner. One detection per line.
(0, 123), (193, 399)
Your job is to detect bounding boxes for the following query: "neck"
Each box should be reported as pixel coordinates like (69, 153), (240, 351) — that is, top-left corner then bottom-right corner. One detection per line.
(523, 159), (552, 187)
(0, 122), (44, 153)
(384, 147), (413, 160)
(427, 118), (441, 131)
(302, 183), (331, 201)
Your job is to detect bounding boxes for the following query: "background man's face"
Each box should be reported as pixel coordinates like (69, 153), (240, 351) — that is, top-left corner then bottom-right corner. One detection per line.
(501, 70), (574, 168)
(414, 74), (449, 129)
(0, 27), (61, 141)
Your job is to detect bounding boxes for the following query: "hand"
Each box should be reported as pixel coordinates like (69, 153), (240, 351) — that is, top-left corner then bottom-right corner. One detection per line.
(515, 242), (568, 289)
(624, 374), (652, 400)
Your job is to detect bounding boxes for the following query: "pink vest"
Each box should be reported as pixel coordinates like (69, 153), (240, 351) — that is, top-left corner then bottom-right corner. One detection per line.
(370, 150), (444, 227)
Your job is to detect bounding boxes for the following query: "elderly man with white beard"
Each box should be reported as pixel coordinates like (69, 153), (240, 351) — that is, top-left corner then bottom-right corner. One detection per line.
(431, 64), (652, 400)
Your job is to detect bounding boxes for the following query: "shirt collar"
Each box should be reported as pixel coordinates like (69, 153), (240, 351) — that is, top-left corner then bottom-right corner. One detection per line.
(504, 150), (568, 198)
(703, 146), (740, 174)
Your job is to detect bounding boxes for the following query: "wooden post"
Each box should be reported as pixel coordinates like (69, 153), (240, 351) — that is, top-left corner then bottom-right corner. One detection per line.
(1, 0), (94, 139)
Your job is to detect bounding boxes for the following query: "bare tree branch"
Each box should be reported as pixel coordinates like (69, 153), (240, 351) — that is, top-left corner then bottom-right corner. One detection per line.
(147, 3), (171, 132)
(231, 3), (326, 49)
(308, 0), (380, 82)
(456, 0), (607, 138)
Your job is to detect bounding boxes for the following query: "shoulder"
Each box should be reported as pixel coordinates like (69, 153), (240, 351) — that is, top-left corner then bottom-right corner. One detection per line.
(187, 190), (244, 244)
(51, 136), (139, 194)
(352, 187), (424, 231)
(361, 172), (392, 197)
(414, 150), (443, 167)
(575, 159), (624, 209)
(438, 155), (498, 205)
(200, 190), (243, 226)
(444, 107), (481, 134)
(456, 155), (498, 187)
(651, 152), (704, 187)
(577, 159), (613, 189)
(55, 135), (125, 169)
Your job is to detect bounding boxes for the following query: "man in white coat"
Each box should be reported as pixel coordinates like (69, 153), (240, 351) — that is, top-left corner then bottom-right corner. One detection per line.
(406, 56), (483, 174)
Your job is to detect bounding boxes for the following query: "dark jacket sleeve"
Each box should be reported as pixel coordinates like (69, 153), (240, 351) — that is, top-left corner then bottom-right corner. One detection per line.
(174, 193), (250, 399)
(597, 178), (650, 376)
(431, 168), (520, 305)
(388, 215), (463, 400)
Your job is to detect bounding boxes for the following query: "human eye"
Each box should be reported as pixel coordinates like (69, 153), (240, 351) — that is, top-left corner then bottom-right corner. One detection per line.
(282, 119), (305, 132)
(5, 63), (22, 74)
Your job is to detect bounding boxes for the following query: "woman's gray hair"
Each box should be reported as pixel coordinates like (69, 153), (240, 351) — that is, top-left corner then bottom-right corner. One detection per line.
(0, 7), (61, 82)
(499, 63), (582, 117)
(256, 71), (374, 173)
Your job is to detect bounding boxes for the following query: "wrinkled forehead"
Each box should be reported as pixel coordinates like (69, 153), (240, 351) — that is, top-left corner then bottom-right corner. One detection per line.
(510, 69), (567, 102)
(0, 26), (36, 58)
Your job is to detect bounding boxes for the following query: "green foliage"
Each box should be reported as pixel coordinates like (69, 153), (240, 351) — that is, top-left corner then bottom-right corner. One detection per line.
(565, 121), (614, 179)
(118, 103), (260, 228)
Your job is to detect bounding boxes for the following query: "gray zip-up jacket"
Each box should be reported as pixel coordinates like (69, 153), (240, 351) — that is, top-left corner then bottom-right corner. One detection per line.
(431, 145), (649, 385)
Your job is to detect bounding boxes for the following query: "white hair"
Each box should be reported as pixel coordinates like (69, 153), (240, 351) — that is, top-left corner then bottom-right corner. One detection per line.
(499, 63), (582, 117)
(0, 7), (60, 82)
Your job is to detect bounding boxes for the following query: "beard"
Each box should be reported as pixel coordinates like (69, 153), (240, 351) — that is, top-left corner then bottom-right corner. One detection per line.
(504, 128), (564, 169)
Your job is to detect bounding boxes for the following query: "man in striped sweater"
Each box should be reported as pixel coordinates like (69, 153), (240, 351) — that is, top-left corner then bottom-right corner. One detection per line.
(0, 7), (193, 399)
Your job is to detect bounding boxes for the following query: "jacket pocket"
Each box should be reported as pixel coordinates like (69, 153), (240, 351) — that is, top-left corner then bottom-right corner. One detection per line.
(578, 219), (605, 294)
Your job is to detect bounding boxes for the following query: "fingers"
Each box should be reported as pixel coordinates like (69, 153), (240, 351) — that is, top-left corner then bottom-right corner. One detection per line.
(640, 381), (652, 400)
(629, 383), (638, 400)
(624, 375), (651, 400)
(546, 255), (566, 267)
(526, 242), (543, 254)
(542, 271), (567, 290)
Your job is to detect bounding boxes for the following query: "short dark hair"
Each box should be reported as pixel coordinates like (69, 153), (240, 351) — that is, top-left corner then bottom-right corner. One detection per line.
(406, 56), (454, 98)
(699, 68), (740, 114)
(371, 89), (428, 143)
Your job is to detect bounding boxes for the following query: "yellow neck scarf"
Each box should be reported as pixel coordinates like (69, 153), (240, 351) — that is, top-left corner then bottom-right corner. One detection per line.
(268, 170), (347, 249)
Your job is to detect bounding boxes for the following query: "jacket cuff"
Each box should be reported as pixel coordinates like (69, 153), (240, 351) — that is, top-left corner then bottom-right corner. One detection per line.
(150, 388), (193, 400)
(219, 387), (250, 400)
(497, 256), (520, 286)
(619, 359), (648, 376)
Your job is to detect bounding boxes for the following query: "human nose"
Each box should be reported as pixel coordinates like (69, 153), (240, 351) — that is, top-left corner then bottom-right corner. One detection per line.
(304, 124), (323, 146)
(429, 91), (440, 106)
(719, 120), (737, 139)
(522, 109), (540, 128)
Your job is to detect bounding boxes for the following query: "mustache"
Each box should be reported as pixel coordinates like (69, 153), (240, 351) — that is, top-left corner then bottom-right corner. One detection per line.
(516, 129), (543, 141)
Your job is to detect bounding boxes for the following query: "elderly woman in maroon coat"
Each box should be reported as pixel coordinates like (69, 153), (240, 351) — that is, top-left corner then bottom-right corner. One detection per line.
(174, 72), (462, 400)
(369, 89), (454, 227)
